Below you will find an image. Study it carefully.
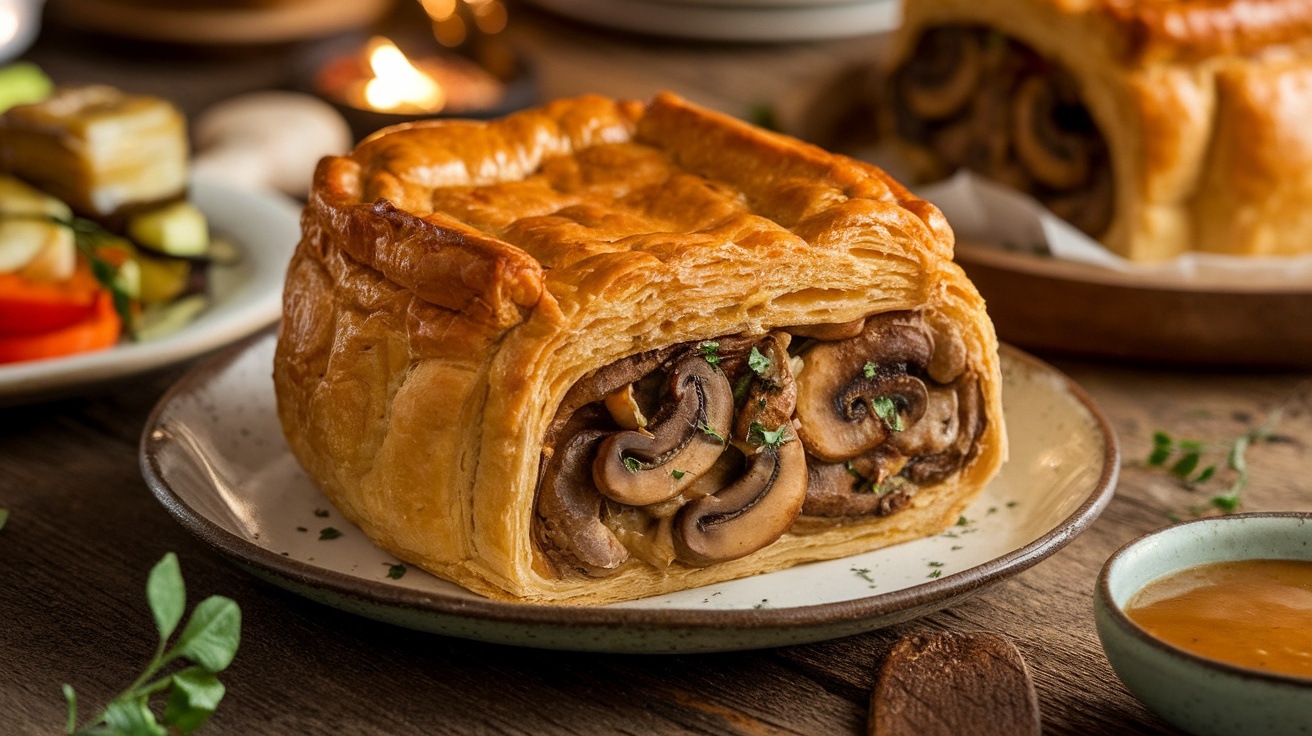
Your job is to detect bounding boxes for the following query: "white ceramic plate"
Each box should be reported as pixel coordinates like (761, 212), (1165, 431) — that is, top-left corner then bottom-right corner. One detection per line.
(141, 336), (1117, 653)
(520, 0), (900, 42)
(0, 178), (301, 405)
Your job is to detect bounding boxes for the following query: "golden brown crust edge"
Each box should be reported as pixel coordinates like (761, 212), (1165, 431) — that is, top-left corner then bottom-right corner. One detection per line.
(275, 93), (1005, 604)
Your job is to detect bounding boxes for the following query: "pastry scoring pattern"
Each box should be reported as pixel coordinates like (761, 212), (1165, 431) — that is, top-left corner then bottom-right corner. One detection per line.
(275, 93), (1005, 603)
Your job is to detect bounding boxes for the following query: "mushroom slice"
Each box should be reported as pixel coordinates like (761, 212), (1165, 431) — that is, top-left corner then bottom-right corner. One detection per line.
(927, 322), (968, 384)
(732, 334), (797, 447)
(794, 312), (934, 463)
(784, 317), (867, 341)
(604, 383), (648, 431)
(892, 385), (960, 457)
(904, 374), (985, 484)
(674, 435), (808, 566)
(899, 27), (984, 121)
(1011, 74), (1093, 191)
(802, 448), (913, 517)
(593, 353), (733, 507)
(536, 430), (629, 576)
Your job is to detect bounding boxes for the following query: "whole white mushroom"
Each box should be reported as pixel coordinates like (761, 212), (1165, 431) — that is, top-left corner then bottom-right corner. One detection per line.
(192, 91), (353, 199)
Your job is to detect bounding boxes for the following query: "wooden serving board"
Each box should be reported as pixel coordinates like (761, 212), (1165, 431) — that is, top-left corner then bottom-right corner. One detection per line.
(955, 241), (1312, 369)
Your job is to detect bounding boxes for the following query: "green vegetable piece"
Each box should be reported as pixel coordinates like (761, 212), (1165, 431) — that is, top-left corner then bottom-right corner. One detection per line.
(671, 469), (686, 480)
(748, 422), (790, 448)
(171, 596), (241, 674)
(146, 553), (186, 642)
(698, 341), (721, 369)
(319, 527), (341, 540)
(163, 667), (225, 734)
(872, 396), (904, 432)
(385, 563), (407, 580)
(863, 361), (876, 379)
(956, 516), (969, 527)
(622, 456), (642, 473)
(0, 62), (54, 114)
(747, 347), (771, 376)
(126, 202), (210, 258)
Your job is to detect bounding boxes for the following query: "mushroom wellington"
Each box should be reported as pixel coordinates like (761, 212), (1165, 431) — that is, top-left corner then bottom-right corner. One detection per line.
(275, 93), (1006, 604)
(882, 0), (1312, 261)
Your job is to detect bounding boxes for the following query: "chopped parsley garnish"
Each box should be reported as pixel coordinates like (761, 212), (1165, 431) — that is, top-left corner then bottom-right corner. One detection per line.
(863, 361), (876, 379)
(671, 469), (686, 479)
(748, 347), (771, 376)
(844, 461), (861, 478)
(757, 397), (767, 410)
(319, 527), (342, 540)
(928, 569), (943, 579)
(753, 598), (770, 609)
(732, 373), (754, 403)
(698, 422), (726, 443)
(872, 396), (904, 432)
(748, 422), (791, 448)
(956, 516), (970, 527)
(295, 526), (307, 533)
(928, 561), (945, 568)
(622, 456), (643, 473)
(314, 508), (330, 518)
(850, 566), (877, 588)
(698, 341), (721, 369)
(384, 563), (407, 580)
(1149, 410), (1282, 517)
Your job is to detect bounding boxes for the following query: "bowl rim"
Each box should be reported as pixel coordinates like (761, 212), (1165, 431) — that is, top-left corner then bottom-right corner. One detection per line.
(1097, 511), (1312, 687)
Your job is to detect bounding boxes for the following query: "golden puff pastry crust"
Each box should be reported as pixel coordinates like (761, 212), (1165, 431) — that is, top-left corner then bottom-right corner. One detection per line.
(275, 93), (1006, 604)
(884, 0), (1312, 260)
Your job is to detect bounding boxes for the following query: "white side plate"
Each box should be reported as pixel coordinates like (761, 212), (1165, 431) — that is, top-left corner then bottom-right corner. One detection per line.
(0, 178), (301, 405)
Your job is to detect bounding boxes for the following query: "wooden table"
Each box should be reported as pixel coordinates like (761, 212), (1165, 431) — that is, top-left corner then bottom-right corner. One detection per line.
(5, 6), (1312, 734)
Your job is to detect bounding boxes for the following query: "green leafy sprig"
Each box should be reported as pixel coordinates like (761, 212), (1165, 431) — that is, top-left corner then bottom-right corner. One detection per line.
(748, 422), (791, 449)
(698, 342), (721, 370)
(1148, 410), (1282, 516)
(871, 396), (904, 432)
(747, 347), (771, 376)
(64, 553), (241, 736)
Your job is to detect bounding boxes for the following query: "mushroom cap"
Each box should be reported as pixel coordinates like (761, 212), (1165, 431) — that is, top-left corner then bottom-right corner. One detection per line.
(593, 353), (732, 507)
(794, 313), (934, 462)
(536, 429), (630, 575)
(1011, 74), (1092, 191)
(674, 436), (808, 566)
(899, 27), (983, 121)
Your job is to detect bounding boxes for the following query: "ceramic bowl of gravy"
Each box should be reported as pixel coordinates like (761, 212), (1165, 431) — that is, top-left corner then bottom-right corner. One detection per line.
(1095, 512), (1312, 736)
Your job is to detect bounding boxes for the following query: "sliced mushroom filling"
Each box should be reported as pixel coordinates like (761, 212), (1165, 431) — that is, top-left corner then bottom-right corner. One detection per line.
(889, 24), (1113, 238)
(790, 312), (984, 518)
(533, 313), (986, 576)
(534, 335), (807, 576)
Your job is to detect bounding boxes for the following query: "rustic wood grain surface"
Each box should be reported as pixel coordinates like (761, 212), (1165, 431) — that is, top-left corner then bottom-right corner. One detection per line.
(5, 5), (1312, 734)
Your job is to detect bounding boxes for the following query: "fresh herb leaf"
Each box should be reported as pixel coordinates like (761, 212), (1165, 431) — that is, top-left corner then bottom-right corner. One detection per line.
(747, 347), (771, 376)
(850, 567), (877, 588)
(871, 396), (904, 432)
(863, 361), (876, 379)
(757, 397), (767, 410)
(748, 422), (791, 448)
(1191, 465), (1216, 485)
(928, 561), (945, 567)
(698, 422), (726, 443)
(313, 509), (329, 518)
(956, 516), (970, 527)
(928, 569), (942, 579)
(318, 527), (342, 540)
(1170, 451), (1200, 479)
(698, 341), (721, 369)
(384, 563), (407, 580)
(622, 456), (642, 473)
(63, 554), (241, 736)
(1147, 431), (1173, 466)
(1210, 493), (1241, 513)
(671, 469), (686, 480)
(732, 373), (753, 404)
(844, 461), (861, 479)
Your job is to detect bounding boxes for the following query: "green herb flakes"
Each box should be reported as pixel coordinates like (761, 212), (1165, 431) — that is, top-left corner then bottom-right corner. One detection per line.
(319, 527), (342, 541)
(748, 347), (771, 376)
(872, 396), (904, 432)
(928, 561), (945, 568)
(748, 422), (791, 448)
(698, 422), (726, 443)
(314, 508), (329, 518)
(384, 563), (407, 580)
(928, 569), (942, 579)
(698, 341), (721, 369)
(671, 469), (686, 480)
(622, 456), (642, 473)
(956, 516), (970, 527)
(863, 361), (876, 379)
(850, 567), (877, 589)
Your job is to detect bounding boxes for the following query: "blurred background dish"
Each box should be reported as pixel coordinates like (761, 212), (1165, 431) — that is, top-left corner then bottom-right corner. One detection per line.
(49, 0), (394, 45)
(518, 0), (900, 42)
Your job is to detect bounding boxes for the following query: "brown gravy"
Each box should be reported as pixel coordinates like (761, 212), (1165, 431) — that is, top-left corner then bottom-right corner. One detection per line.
(1125, 559), (1312, 678)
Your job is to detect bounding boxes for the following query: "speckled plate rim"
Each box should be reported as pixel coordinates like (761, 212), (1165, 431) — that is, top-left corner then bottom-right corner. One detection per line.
(141, 334), (1118, 639)
(1097, 511), (1312, 688)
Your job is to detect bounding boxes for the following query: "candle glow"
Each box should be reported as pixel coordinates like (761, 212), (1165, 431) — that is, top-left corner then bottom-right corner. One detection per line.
(362, 37), (446, 113)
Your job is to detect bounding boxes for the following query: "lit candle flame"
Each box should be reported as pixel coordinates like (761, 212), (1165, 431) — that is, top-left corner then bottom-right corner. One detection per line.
(363, 37), (446, 113)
